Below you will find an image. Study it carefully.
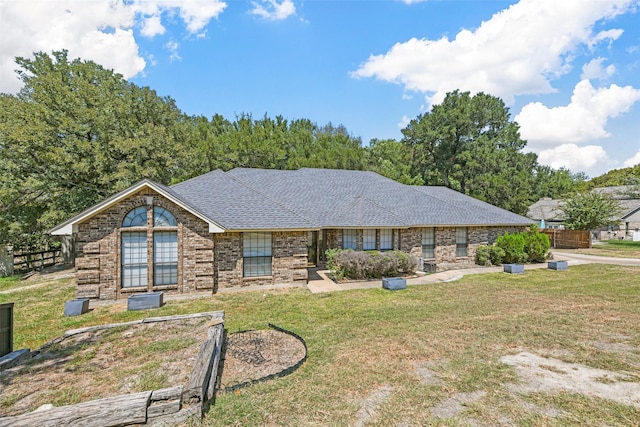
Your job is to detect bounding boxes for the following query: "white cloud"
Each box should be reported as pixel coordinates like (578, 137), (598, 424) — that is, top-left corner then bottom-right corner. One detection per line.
(352, 0), (634, 105)
(624, 151), (640, 167)
(250, 0), (296, 21)
(516, 79), (640, 145)
(141, 15), (166, 38)
(165, 41), (181, 62)
(0, 0), (226, 93)
(580, 57), (615, 80)
(538, 144), (608, 172)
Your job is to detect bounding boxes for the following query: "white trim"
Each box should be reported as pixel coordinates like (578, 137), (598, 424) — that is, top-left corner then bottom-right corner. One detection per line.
(49, 180), (225, 235)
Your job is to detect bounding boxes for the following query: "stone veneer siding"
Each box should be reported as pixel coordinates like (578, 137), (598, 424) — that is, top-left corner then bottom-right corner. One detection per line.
(75, 189), (214, 300)
(213, 231), (308, 289)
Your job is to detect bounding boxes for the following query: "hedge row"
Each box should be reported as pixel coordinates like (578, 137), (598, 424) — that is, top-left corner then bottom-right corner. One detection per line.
(326, 249), (418, 281)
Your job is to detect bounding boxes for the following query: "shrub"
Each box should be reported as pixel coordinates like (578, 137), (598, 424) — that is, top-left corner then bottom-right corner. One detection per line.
(523, 228), (550, 263)
(325, 249), (418, 281)
(475, 245), (491, 266)
(489, 245), (505, 265)
(475, 245), (505, 266)
(495, 233), (527, 264)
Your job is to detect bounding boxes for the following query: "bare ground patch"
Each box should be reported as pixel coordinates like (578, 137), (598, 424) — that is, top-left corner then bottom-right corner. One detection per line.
(500, 351), (640, 407)
(218, 329), (307, 390)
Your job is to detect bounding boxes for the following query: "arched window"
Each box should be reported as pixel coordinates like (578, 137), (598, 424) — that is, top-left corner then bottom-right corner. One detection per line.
(121, 206), (179, 288)
(154, 207), (177, 227)
(122, 206), (147, 227)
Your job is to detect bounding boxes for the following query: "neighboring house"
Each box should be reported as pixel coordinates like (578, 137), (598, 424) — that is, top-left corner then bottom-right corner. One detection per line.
(50, 168), (532, 300)
(526, 198), (565, 229)
(527, 186), (640, 240)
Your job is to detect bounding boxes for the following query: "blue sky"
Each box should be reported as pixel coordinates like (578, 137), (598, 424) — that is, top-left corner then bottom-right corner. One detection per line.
(1, 0), (639, 178)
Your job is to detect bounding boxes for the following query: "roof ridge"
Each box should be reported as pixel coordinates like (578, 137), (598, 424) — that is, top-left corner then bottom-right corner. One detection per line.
(223, 170), (319, 227)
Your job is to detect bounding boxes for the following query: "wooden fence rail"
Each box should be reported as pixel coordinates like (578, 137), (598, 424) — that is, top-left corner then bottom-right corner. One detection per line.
(541, 229), (591, 249)
(12, 249), (62, 274)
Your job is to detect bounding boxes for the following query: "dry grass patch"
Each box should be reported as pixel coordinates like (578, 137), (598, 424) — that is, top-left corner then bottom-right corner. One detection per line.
(0, 316), (210, 416)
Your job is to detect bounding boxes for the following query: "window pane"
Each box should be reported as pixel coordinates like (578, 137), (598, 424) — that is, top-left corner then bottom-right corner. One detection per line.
(456, 227), (467, 257)
(380, 229), (393, 250)
(122, 232), (147, 287)
(243, 232), (272, 277)
(363, 229), (376, 250)
(243, 256), (272, 277)
(154, 231), (178, 285)
(122, 207), (147, 227)
(422, 228), (435, 259)
(243, 232), (272, 257)
(343, 229), (357, 250)
(153, 207), (177, 227)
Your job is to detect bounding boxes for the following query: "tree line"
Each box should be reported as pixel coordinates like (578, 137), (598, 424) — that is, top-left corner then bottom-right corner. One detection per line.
(1, 51), (589, 249)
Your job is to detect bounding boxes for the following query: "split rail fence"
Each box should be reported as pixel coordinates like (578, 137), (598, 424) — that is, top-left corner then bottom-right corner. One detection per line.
(12, 249), (62, 274)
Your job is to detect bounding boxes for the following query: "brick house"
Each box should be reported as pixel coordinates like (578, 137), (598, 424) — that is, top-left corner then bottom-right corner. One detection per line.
(50, 168), (532, 300)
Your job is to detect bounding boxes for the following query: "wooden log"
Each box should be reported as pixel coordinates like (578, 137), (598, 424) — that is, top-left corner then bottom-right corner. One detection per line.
(63, 319), (143, 338)
(147, 399), (180, 418)
(206, 325), (225, 401)
(182, 323), (224, 405)
(0, 391), (151, 427)
(150, 386), (182, 402)
(146, 406), (199, 427)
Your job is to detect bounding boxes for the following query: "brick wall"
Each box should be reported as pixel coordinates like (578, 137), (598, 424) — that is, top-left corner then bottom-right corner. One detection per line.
(75, 189), (213, 300)
(214, 231), (308, 289)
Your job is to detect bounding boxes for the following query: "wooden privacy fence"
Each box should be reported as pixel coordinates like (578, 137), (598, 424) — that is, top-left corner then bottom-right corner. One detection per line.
(541, 229), (591, 249)
(13, 249), (62, 274)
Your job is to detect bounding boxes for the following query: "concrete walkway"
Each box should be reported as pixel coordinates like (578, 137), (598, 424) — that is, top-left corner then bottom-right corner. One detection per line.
(305, 251), (639, 294)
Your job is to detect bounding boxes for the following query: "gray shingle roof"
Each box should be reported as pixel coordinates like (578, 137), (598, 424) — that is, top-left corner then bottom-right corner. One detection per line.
(170, 168), (532, 230)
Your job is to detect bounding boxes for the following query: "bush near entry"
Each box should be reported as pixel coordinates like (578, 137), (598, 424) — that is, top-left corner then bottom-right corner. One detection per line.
(326, 249), (418, 281)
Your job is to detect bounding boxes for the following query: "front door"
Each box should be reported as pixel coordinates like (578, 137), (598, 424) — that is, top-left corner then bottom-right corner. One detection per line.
(307, 231), (318, 266)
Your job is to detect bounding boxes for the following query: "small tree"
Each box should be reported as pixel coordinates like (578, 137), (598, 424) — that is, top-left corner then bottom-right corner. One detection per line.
(559, 192), (622, 230)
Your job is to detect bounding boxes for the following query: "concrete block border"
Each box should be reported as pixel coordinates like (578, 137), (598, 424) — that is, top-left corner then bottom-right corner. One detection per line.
(0, 311), (224, 427)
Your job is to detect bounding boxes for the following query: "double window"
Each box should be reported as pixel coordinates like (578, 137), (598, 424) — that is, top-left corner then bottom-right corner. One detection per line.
(243, 232), (272, 277)
(121, 206), (178, 288)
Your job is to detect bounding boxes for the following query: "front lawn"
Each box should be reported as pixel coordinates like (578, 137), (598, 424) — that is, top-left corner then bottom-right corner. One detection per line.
(1, 264), (639, 426)
(556, 239), (640, 259)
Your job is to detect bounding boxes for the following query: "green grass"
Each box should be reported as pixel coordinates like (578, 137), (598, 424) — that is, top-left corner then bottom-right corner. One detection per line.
(2, 264), (639, 425)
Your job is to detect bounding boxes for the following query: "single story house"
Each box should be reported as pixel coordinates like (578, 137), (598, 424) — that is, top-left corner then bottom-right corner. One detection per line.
(50, 168), (532, 300)
(526, 198), (565, 229)
(527, 186), (640, 240)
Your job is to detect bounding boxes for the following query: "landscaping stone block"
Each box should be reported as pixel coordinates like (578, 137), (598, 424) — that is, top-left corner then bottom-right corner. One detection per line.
(382, 277), (407, 290)
(503, 264), (525, 274)
(64, 298), (90, 317)
(127, 292), (164, 311)
(548, 260), (568, 270)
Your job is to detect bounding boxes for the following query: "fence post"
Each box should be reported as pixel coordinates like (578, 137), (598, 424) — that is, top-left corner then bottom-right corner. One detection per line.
(0, 246), (14, 277)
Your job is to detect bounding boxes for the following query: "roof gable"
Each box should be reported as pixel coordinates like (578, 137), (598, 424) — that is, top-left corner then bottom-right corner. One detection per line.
(49, 179), (225, 235)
